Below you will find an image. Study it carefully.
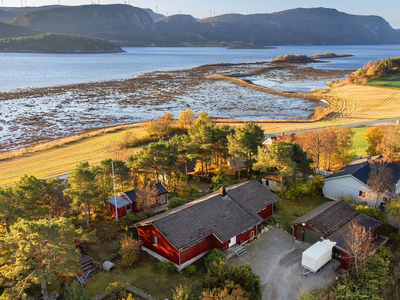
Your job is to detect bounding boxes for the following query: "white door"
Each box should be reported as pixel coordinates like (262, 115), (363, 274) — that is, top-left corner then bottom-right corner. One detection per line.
(229, 236), (236, 248)
(126, 204), (132, 215)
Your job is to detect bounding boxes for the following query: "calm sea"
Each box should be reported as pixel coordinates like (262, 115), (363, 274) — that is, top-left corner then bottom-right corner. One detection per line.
(1, 45), (399, 92)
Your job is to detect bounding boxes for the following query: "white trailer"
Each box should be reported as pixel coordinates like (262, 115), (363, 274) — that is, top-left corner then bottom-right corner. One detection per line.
(301, 239), (336, 276)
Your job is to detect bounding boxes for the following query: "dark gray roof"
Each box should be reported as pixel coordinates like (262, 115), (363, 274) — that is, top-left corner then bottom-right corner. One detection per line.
(290, 201), (360, 237)
(326, 214), (381, 252)
(322, 155), (400, 187)
(107, 196), (130, 208)
(136, 180), (278, 250)
(124, 182), (168, 202)
(290, 200), (382, 251)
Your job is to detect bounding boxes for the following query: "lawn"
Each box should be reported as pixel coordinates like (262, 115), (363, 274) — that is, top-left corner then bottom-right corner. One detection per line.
(84, 251), (204, 300)
(366, 75), (400, 89)
(274, 195), (329, 232)
(351, 126), (369, 156)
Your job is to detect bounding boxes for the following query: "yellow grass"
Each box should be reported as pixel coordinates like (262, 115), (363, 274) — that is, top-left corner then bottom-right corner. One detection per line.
(1, 83), (399, 186)
(0, 125), (145, 186)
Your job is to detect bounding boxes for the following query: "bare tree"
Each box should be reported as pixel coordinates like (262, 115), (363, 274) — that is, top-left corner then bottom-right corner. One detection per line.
(343, 222), (374, 278)
(367, 156), (394, 208)
(105, 141), (127, 161)
(135, 185), (159, 215)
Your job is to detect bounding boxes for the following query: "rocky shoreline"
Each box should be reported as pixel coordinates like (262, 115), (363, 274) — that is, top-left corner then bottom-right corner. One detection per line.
(0, 61), (350, 152)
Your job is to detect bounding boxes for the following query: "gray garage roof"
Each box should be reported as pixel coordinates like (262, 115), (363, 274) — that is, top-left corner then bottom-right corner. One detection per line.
(136, 180), (278, 250)
(107, 196), (131, 208)
(322, 155), (400, 187)
(290, 200), (382, 251)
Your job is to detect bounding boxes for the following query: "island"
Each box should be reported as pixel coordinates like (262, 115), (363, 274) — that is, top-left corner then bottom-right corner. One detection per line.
(0, 33), (124, 53)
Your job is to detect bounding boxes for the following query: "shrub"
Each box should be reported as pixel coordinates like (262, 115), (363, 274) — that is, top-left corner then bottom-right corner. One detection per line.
(172, 284), (191, 300)
(118, 214), (148, 228)
(64, 281), (91, 300)
(205, 248), (225, 269)
(284, 179), (315, 201)
(106, 282), (130, 300)
(167, 197), (188, 210)
(157, 260), (176, 274)
(119, 236), (141, 267)
(355, 205), (387, 224)
(203, 262), (262, 300)
(182, 264), (197, 276)
(273, 199), (281, 210)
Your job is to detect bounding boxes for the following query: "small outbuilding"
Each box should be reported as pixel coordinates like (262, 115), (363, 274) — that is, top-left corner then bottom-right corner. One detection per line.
(107, 183), (169, 218)
(290, 200), (384, 269)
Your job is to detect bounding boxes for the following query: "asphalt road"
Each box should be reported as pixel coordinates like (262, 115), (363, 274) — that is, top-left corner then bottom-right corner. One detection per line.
(265, 117), (400, 138)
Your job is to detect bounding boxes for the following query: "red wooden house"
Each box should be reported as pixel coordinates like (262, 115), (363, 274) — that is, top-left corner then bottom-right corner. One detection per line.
(135, 180), (278, 270)
(289, 200), (384, 269)
(107, 183), (169, 218)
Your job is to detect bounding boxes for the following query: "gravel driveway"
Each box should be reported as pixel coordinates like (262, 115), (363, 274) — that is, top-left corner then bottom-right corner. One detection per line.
(228, 228), (339, 300)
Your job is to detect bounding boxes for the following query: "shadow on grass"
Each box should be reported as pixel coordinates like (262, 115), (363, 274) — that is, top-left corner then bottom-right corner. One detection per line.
(84, 251), (205, 300)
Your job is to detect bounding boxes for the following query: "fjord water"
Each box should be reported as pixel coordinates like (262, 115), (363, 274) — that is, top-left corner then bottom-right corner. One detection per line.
(1, 44), (399, 92)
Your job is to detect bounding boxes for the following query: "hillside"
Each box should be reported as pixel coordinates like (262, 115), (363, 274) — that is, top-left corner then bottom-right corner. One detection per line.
(0, 33), (124, 53)
(0, 22), (40, 39)
(10, 4), (154, 44)
(0, 9), (16, 23)
(199, 8), (400, 45)
(143, 8), (165, 21)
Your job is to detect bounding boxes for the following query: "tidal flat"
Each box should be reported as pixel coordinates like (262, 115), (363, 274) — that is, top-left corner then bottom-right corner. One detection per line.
(0, 62), (350, 151)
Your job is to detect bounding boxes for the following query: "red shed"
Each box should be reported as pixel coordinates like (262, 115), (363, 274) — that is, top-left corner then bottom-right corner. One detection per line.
(290, 200), (384, 270)
(107, 183), (169, 218)
(135, 180), (278, 270)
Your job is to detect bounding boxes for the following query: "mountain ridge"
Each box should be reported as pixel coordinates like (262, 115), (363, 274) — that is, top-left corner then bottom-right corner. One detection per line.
(6, 5), (400, 46)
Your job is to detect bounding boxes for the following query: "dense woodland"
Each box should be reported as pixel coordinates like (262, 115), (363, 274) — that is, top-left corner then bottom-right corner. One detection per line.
(1, 110), (400, 299)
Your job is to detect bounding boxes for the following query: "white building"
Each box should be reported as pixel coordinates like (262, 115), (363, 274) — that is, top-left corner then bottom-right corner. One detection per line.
(322, 155), (400, 207)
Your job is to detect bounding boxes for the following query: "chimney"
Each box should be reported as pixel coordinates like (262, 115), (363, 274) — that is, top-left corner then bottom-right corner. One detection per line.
(219, 186), (226, 197)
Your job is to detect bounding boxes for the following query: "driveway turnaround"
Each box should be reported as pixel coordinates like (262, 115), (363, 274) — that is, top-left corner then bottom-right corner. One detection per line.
(228, 228), (339, 300)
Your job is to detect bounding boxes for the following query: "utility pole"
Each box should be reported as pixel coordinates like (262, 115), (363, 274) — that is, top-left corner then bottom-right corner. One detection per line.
(155, 5), (157, 13)
(112, 161), (118, 221)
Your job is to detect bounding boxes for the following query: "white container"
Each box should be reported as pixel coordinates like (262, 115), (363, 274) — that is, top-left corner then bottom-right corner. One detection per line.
(301, 239), (336, 273)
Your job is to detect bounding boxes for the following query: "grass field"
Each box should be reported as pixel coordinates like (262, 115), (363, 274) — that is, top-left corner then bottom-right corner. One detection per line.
(366, 75), (400, 89)
(83, 251), (204, 299)
(0, 125), (145, 186)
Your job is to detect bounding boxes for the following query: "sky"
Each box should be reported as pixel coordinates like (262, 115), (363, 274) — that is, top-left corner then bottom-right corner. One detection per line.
(2, 0), (400, 28)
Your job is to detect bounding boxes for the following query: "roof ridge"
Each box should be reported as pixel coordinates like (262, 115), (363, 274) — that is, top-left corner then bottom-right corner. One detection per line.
(135, 190), (221, 226)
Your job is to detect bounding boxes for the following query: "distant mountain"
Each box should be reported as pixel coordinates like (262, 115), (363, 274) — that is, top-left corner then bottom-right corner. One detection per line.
(155, 14), (205, 32)
(199, 8), (400, 45)
(0, 33), (124, 53)
(0, 21), (41, 39)
(10, 4), (154, 43)
(7, 6), (400, 46)
(143, 8), (165, 22)
(0, 9), (17, 23)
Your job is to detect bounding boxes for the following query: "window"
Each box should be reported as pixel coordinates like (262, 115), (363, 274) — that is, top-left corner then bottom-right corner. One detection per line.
(265, 180), (269, 186)
(153, 235), (158, 246)
(189, 242), (196, 248)
(359, 191), (366, 198)
(197, 238), (204, 243)
(126, 204), (131, 210)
